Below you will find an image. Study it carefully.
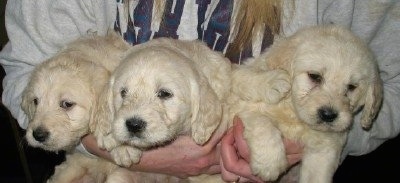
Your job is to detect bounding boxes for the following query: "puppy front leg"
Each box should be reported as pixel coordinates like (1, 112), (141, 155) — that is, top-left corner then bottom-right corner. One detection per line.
(239, 111), (288, 181)
(92, 111), (121, 152)
(94, 122), (141, 167)
(232, 66), (290, 104)
(109, 145), (142, 167)
(105, 167), (135, 183)
(299, 146), (341, 183)
(47, 153), (98, 183)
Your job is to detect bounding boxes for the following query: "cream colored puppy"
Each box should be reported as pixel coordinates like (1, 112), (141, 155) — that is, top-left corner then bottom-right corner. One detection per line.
(230, 25), (383, 183)
(22, 32), (129, 152)
(92, 38), (232, 168)
(91, 37), (289, 183)
(21, 32), (132, 183)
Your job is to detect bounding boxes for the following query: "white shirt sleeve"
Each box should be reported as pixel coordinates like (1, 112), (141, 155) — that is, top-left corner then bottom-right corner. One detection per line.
(0, 0), (98, 128)
(341, 1), (400, 159)
(75, 142), (98, 158)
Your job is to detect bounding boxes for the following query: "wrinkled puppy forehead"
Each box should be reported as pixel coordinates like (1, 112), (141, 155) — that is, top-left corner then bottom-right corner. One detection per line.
(30, 66), (90, 95)
(291, 26), (377, 77)
(112, 46), (197, 88)
(28, 75), (92, 107)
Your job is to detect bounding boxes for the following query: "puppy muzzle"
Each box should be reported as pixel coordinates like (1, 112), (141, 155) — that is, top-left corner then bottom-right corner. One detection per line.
(32, 126), (50, 143)
(125, 117), (147, 134)
(317, 107), (338, 123)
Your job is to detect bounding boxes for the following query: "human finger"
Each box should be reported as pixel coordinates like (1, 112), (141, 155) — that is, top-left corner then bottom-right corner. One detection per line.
(287, 153), (302, 167)
(282, 138), (303, 166)
(283, 138), (304, 155)
(232, 116), (250, 162)
(220, 128), (263, 182)
(220, 158), (253, 183)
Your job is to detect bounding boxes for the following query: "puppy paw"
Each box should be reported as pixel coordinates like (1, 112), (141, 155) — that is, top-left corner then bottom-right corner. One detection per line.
(263, 69), (290, 104)
(251, 152), (288, 181)
(242, 115), (288, 181)
(97, 134), (119, 151)
(250, 137), (288, 181)
(93, 117), (113, 139)
(110, 146), (142, 167)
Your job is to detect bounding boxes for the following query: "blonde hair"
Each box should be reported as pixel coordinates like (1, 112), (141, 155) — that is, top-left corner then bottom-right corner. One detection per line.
(226, 0), (282, 58)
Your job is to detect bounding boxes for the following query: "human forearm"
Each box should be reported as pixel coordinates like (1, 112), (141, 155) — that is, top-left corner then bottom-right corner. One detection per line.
(81, 133), (222, 178)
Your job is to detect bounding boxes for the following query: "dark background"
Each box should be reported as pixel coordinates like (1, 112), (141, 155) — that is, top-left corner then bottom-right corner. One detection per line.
(0, 1), (399, 182)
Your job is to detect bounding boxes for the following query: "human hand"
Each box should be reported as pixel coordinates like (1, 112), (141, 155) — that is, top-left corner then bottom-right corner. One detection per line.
(220, 116), (303, 182)
(134, 132), (223, 178)
(81, 129), (223, 178)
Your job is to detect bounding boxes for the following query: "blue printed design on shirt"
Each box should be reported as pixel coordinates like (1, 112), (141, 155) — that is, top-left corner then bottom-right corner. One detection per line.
(154, 0), (186, 39)
(124, 13), (137, 44)
(133, 0), (154, 44)
(202, 0), (233, 52)
(113, 0), (273, 63)
(196, 0), (211, 40)
(118, 0), (154, 45)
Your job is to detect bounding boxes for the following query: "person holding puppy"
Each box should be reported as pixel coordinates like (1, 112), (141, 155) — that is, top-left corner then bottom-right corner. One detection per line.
(1, 0), (399, 182)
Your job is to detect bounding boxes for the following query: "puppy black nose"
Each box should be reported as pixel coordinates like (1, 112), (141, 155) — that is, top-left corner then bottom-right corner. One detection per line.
(125, 117), (146, 133)
(32, 127), (49, 142)
(318, 107), (338, 123)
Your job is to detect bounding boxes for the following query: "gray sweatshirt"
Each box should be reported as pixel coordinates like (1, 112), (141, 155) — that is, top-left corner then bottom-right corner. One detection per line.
(1, 0), (399, 160)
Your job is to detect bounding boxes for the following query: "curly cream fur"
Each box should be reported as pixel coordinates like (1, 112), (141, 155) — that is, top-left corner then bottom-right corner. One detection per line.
(21, 32), (135, 183)
(230, 25), (383, 182)
(21, 31), (129, 152)
(92, 38), (232, 168)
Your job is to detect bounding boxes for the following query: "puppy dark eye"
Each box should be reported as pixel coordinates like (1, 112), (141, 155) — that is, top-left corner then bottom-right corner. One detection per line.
(33, 98), (39, 106)
(60, 100), (75, 109)
(157, 88), (173, 99)
(347, 84), (357, 92)
(120, 88), (128, 98)
(308, 72), (323, 84)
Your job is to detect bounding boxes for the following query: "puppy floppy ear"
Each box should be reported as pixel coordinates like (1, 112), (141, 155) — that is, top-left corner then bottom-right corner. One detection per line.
(88, 66), (111, 131)
(89, 76), (115, 134)
(21, 87), (35, 120)
(190, 76), (222, 145)
(360, 74), (383, 130)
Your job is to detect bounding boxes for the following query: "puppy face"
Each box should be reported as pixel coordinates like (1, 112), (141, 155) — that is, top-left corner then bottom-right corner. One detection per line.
(267, 26), (382, 132)
(22, 57), (108, 151)
(100, 44), (223, 149)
